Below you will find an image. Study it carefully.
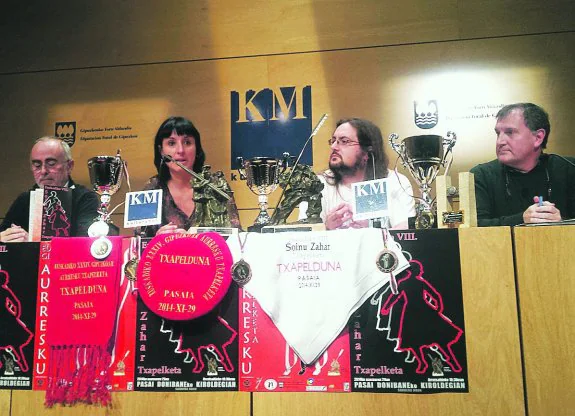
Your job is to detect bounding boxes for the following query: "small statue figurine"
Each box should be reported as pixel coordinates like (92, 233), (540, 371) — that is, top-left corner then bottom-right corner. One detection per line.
(192, 165), (233, 227)
(3, 354), (15, 375)
(270, 164), (324, 225)
(207, 357), (218, 376)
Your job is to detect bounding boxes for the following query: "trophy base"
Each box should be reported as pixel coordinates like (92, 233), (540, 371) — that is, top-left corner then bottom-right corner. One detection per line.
(247, 224), (266, 233)
(261, 223), (326, 233)
(188, 227), (239, 237)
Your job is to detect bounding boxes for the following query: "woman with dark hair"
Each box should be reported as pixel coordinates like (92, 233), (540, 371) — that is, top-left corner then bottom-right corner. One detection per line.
(139, 116), (241, 236)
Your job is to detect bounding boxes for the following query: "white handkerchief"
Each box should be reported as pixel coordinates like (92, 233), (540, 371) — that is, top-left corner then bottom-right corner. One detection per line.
(227, 228), (408, 364)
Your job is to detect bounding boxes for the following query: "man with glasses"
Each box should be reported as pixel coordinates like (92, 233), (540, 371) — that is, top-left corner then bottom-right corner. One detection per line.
(0, 137), (99, 242)
(300, 118), (415, 229)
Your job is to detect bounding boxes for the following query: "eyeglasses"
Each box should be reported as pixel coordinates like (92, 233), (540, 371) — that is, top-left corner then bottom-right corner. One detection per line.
(31, 159), (67, 172)
(328, 137), (361, 147)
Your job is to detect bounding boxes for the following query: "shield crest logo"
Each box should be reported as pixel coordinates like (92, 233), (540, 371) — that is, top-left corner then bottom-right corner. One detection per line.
(413, 100), (438, 129)
(54, 121), (76, 147)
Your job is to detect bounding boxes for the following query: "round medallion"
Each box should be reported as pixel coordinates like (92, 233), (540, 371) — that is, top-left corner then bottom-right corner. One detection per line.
(88, 220), (110, 237)
(90, 237), (113, 260)
(124, 258), (139, 281)
(231, 259), (252, 286)
(376, 249), (399, 273)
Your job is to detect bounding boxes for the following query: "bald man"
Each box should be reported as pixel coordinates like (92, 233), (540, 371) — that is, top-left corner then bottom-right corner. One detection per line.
(0, 137), (99, 242)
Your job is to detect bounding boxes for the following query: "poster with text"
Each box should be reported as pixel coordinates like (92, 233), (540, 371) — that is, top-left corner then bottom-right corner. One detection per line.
(0, 243), (39, 390)
(239, 288), (351, 392)
(135, 236), (239, 392)
(350, 229), (469, 393)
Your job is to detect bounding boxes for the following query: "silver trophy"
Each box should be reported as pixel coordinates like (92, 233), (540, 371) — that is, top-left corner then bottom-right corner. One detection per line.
(237, 155), (289, 229)
(389, 132), (456, 229)
(87, 150), (124, 236)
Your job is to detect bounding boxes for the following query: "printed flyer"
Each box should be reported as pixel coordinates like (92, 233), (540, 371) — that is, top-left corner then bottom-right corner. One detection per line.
(239, 288), (351, 392)
(350, 229), (469, 393)
(0, 242), (39, 390)
(134, 237), (239, 392)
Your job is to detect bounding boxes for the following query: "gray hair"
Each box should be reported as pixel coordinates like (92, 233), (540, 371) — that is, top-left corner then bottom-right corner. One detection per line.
(34, 136), (73, 161)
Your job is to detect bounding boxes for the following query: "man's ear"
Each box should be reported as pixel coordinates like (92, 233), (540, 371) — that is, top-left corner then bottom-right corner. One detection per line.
(534, 129), (546, 148)
(67, 159), (75, 173)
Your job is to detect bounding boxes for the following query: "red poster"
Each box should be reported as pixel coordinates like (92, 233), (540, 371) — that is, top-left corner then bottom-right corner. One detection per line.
(32, 242), (52, 390)
(239, 288), (351, 392)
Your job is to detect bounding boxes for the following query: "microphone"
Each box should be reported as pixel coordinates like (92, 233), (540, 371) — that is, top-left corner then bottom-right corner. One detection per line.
(162, 154), (230, 200)
(273, 114), (329, 211)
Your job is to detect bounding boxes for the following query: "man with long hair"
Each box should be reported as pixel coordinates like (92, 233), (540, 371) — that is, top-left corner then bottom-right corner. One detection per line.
(302, 118), (415, 230)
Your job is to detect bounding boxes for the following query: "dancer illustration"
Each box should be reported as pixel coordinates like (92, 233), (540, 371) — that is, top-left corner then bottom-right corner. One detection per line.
(380, 260), (463, 374)
(0, 270), (33, 373)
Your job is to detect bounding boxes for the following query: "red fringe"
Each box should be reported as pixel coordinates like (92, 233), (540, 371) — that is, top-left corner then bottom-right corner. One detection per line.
(45, 345), (112, 407)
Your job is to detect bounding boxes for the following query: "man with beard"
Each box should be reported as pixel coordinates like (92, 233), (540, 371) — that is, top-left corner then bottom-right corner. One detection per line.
(301, 118), (415, 230)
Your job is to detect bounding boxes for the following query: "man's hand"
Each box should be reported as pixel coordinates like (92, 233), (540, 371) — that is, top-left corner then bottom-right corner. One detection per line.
(0, 224), (29, 243)
(523, 196), (562, 224)
(325, 203), (369, 230)
(325, 203), (354, 230)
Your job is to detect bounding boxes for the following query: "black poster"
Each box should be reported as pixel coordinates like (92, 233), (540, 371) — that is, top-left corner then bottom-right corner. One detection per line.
(350, 229), (469, 393)
(0, 242), (39, 390)
(41, 185), (73, 240)
(135, 238), (239, 391)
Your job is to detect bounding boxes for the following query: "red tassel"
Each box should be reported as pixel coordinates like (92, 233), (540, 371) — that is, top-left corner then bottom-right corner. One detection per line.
(45, 345), (112, 407)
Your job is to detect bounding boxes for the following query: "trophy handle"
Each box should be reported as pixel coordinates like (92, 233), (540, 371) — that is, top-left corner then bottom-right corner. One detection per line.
(442, 131), (457, 176)
(388, 133), (407, 167)
(236, 157), (246, 180)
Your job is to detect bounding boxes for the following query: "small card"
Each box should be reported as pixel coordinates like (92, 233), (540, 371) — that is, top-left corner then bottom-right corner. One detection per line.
(124, 190), (162, 228)
(351, 178), (390, 221)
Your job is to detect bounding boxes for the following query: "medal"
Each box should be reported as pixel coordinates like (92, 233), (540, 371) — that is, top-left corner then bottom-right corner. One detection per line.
(376, 229), (398, 294)
(231, 233), (252, 286)
(123, 237), (140, 282)
(88, 220), (110, 237)
(376, 249), (398, 274)
(90, 236), (113, 260)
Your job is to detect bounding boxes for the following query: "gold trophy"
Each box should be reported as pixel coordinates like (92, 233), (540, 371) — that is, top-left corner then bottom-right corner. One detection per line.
(389, 133), (456, 229)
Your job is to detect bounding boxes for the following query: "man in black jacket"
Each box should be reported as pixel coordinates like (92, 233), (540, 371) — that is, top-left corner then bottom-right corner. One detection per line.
(471, 103), (575, 226)
(0, 137), (99, 242)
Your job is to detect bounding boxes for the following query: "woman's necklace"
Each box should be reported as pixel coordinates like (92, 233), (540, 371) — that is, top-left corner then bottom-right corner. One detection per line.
(231, 232), (252, 286)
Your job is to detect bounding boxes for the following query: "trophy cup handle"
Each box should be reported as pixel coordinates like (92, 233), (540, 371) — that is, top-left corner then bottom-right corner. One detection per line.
(236, 157), (246, 180)
(442, 131), (457, 175)
(388, 133), (407, 166)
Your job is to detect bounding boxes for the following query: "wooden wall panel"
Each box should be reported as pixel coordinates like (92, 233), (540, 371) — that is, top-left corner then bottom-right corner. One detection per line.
(2, 0), (574, 73)
(10, 390), (250, 416)
(513, 226), (575, 416)
(0, 390), (10, 415)
(2, 32), (574, 232)
(254, 227), (524, 415)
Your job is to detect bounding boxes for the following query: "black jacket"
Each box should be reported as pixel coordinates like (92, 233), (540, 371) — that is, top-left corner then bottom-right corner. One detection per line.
(470, 154), (575, 226)
(0, 179), (99, 236)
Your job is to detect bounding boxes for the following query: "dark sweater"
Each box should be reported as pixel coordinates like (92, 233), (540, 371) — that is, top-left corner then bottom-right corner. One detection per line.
(470, 154), (575, 226)
(0, 180), (99, 236)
